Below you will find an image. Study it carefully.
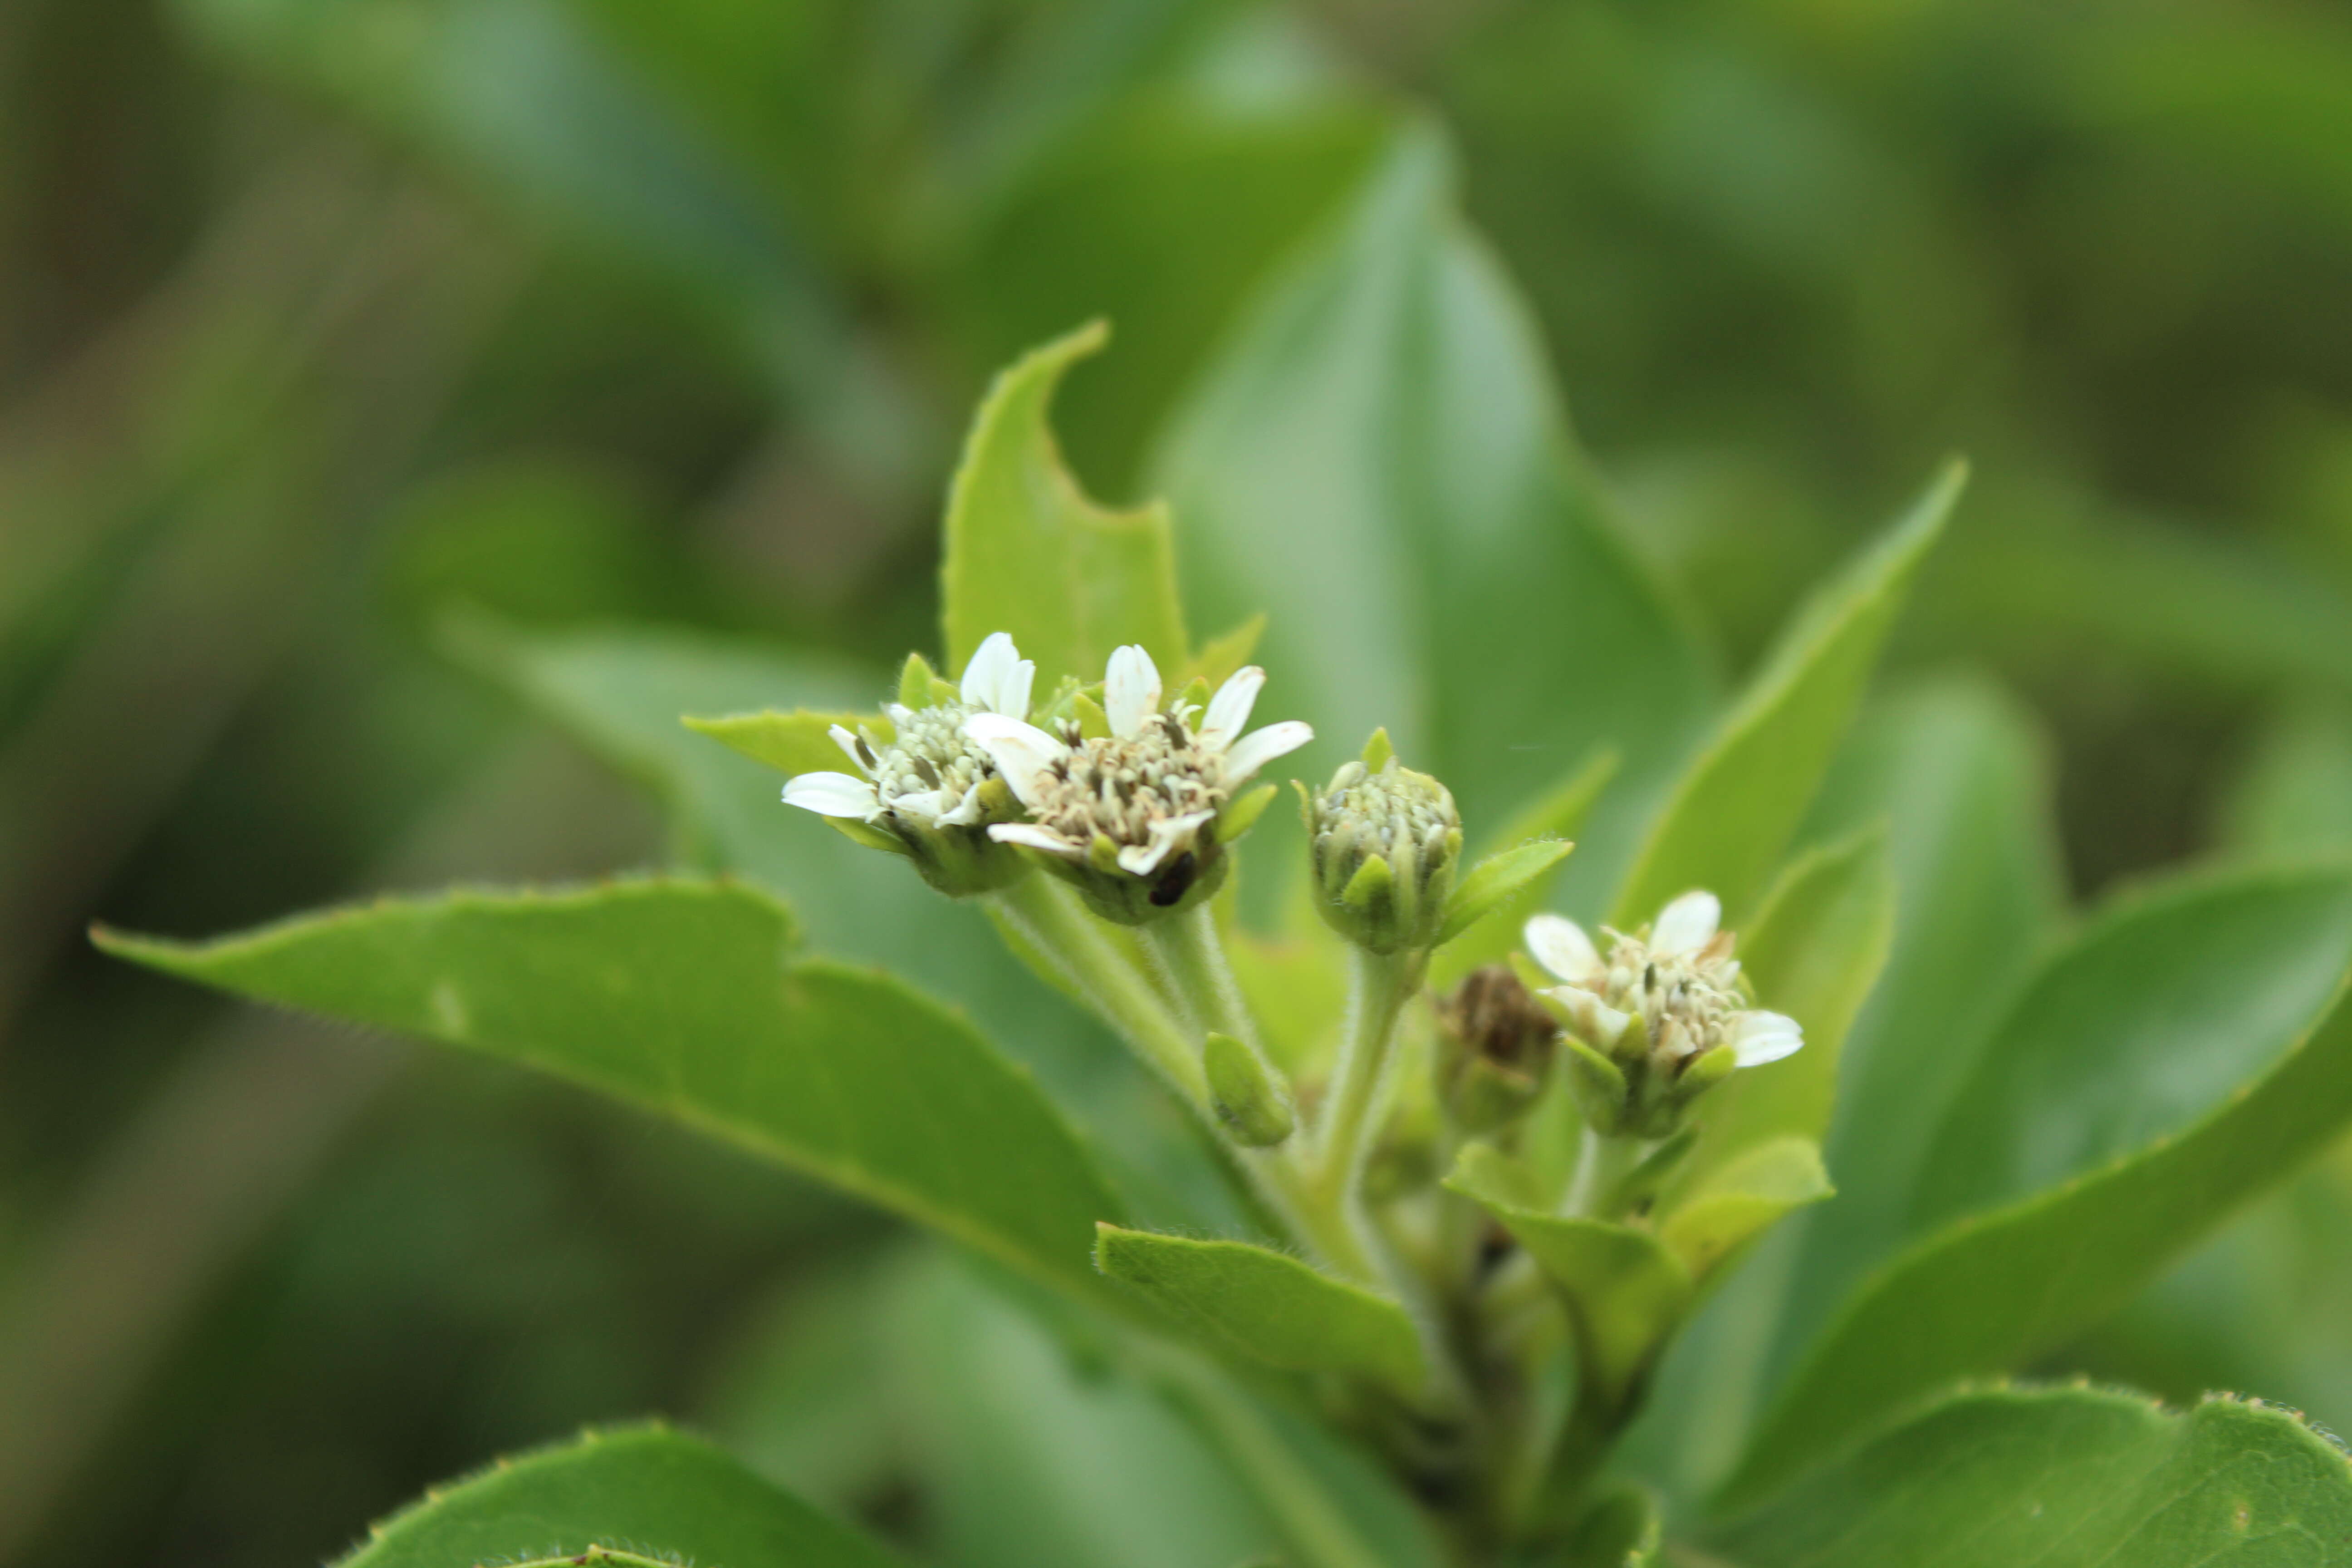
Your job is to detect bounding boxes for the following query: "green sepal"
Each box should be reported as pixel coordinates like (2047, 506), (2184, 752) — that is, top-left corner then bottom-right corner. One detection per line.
(1435, 838), (1574, 948)
(829, 816), (911, 857)
(1675, 1044), (1739, 1104)
(1087, 832), (1122, 873)
(898, 652), (941, 710)
(1174, 675), (1212, 716)
(1564, 1036), (1631, 1134)
(1217, 783), (1279, 846)
(1445, 1054), (1548, 1136)
(1205, 1031), (1296, 1147)
(1360, 726), (1396, 771)
(1071, 691), (1112, 740)
(1340, 851), (1396, 915)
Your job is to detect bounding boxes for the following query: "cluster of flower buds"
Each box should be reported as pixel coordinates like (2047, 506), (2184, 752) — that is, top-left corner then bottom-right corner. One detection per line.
(1526, 892), (1803, 1137)
(1303, 734), (1464, 954)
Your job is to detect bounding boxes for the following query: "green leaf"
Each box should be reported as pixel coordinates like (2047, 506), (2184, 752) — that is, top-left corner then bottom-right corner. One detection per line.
(1666, 826), (1894, 1205)
(942, 321), (1190, 689)
(1431, 747), (1619, 987)
(96, 880), (1128, 1313)
(1707, 1387), (2352, 1568)
(1775, 677), (2069, 1356)
(337, 1424), (906, 1568)
(1446, 1146), (1689, 1404)
(1656, 1136), (1833, 1286)
(1093, 1224), (1428, 1396)
(1726, 865), (2352, 1505)
(1152, 124), (1712, 899)
(1435, 838), (1575, 949)
(685, 708), (877, 776)
(2216, 699), (2352, 858)
(1611, 461), (1963, 928)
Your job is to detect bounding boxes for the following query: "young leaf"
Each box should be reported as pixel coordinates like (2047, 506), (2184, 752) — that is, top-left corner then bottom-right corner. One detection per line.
(1435, 838), (1575, 949)
(1656, 1136), (1833, 1285)
(1431, 746), (1619, 987)
(1726, 865), (2352, 1504)
(1708, 1387), (2352, 1567)
(1611, 461), (1963, 928)
(942, 320), (1189, 689)
(96, 880), (1129, 1314)
(1665, 826), (1894, 1205)
(338, 1425), (906, 1568)
(1152, 124), (1713, 887)
(1094, 1225), (1429, 1396)
(1446, 1146), (1690, 1404)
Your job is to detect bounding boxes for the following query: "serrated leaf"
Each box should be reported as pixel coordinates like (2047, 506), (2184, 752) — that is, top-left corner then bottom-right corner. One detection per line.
(336, 1425), (905, 1568)
(942, 321), (1189, 690)
(1707, 1387), (2352, 1567)
(97, 880), (1128, 1313)
(1666, 826), (1893, 1205)
(1611, 461), (1962, 928)
(1727, 865), (2352, 1505)
(1446, 1146), (1690, 1405)
(1152, 124), (1712, 902)
(1435, 838), (1576, 949)
(1093, 1225), (1428, 1396)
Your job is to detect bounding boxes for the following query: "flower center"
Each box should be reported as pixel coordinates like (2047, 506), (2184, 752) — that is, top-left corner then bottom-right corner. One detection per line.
(867, 703), (995, 818)
(1028, 713), (1226, 851)
(1314, 760), (1457, 862)
(1593, 931), (1745, 1059)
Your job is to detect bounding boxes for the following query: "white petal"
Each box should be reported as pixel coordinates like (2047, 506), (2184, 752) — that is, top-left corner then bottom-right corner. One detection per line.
(1197, 666), (1265, 752)
(1731, 1010), (1804, 1068)
(1222, 720), (1314, 784)
(882, 786), (954, 823)
(782, 772), (880, 819)
(963, 713), (1067, 807)
(828, 723), (867, 771)
(1525, 913), (1604, 985)
(1652, 889), (1722, 957)
(1545, 986), (1628, 1049)
(1105, 644), (1162, 738)
(989, 823), (1083, 858)
(960, 631), (1034, 717)
(931, 783), (987, 827)
(1116, 810), (1215, 875)
(885, 702), (916, 727)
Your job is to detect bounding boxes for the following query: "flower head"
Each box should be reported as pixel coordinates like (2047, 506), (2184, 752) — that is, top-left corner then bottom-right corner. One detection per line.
(1304, 738), (1463, 952)
(1436, 965), (1558, 1133)
(963, 646), (1311, 923)
(1526, 890), (1802, 1134)
(779, 632), (1037, 895)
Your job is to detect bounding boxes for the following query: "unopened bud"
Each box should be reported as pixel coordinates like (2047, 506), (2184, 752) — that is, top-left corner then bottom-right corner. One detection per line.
(1205, 1032), (1296, 1147)
(1437, 966), (1560, 1134)
(1305, 734), (1464, 953)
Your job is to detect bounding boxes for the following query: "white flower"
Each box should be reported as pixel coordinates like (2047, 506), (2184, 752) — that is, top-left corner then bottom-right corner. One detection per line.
(964, 645), (1312, 880)
(1525, 889), (1802, 1070)
(781, 631), (1035, 828)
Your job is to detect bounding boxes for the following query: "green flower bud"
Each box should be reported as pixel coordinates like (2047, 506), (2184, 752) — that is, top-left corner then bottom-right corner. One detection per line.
(1204, 1032), (1296, 1147)
(1305, 735), (1464, 953)
(1436, 965), (1560, 1134)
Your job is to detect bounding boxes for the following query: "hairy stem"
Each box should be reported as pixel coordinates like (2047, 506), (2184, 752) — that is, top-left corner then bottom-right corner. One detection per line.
(986, 876), (1205, 1102)
(1142, 901), (1259, 1046)
(1561, 1126), (1645, 1220)
(1310, 946), (1424, 1204)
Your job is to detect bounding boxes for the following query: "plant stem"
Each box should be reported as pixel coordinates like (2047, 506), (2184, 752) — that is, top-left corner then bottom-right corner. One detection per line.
(1310, 945), (1424, 1203)
(1142, 902), (1258, 1046)
(986, 876), (1205, 1102)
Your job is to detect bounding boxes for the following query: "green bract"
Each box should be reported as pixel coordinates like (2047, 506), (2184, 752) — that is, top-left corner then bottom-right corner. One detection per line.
(93, 127), (2352, 1568)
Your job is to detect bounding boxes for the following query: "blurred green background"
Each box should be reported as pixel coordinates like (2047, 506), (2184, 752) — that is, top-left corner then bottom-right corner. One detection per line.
(5, 1), (2352, 1563)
